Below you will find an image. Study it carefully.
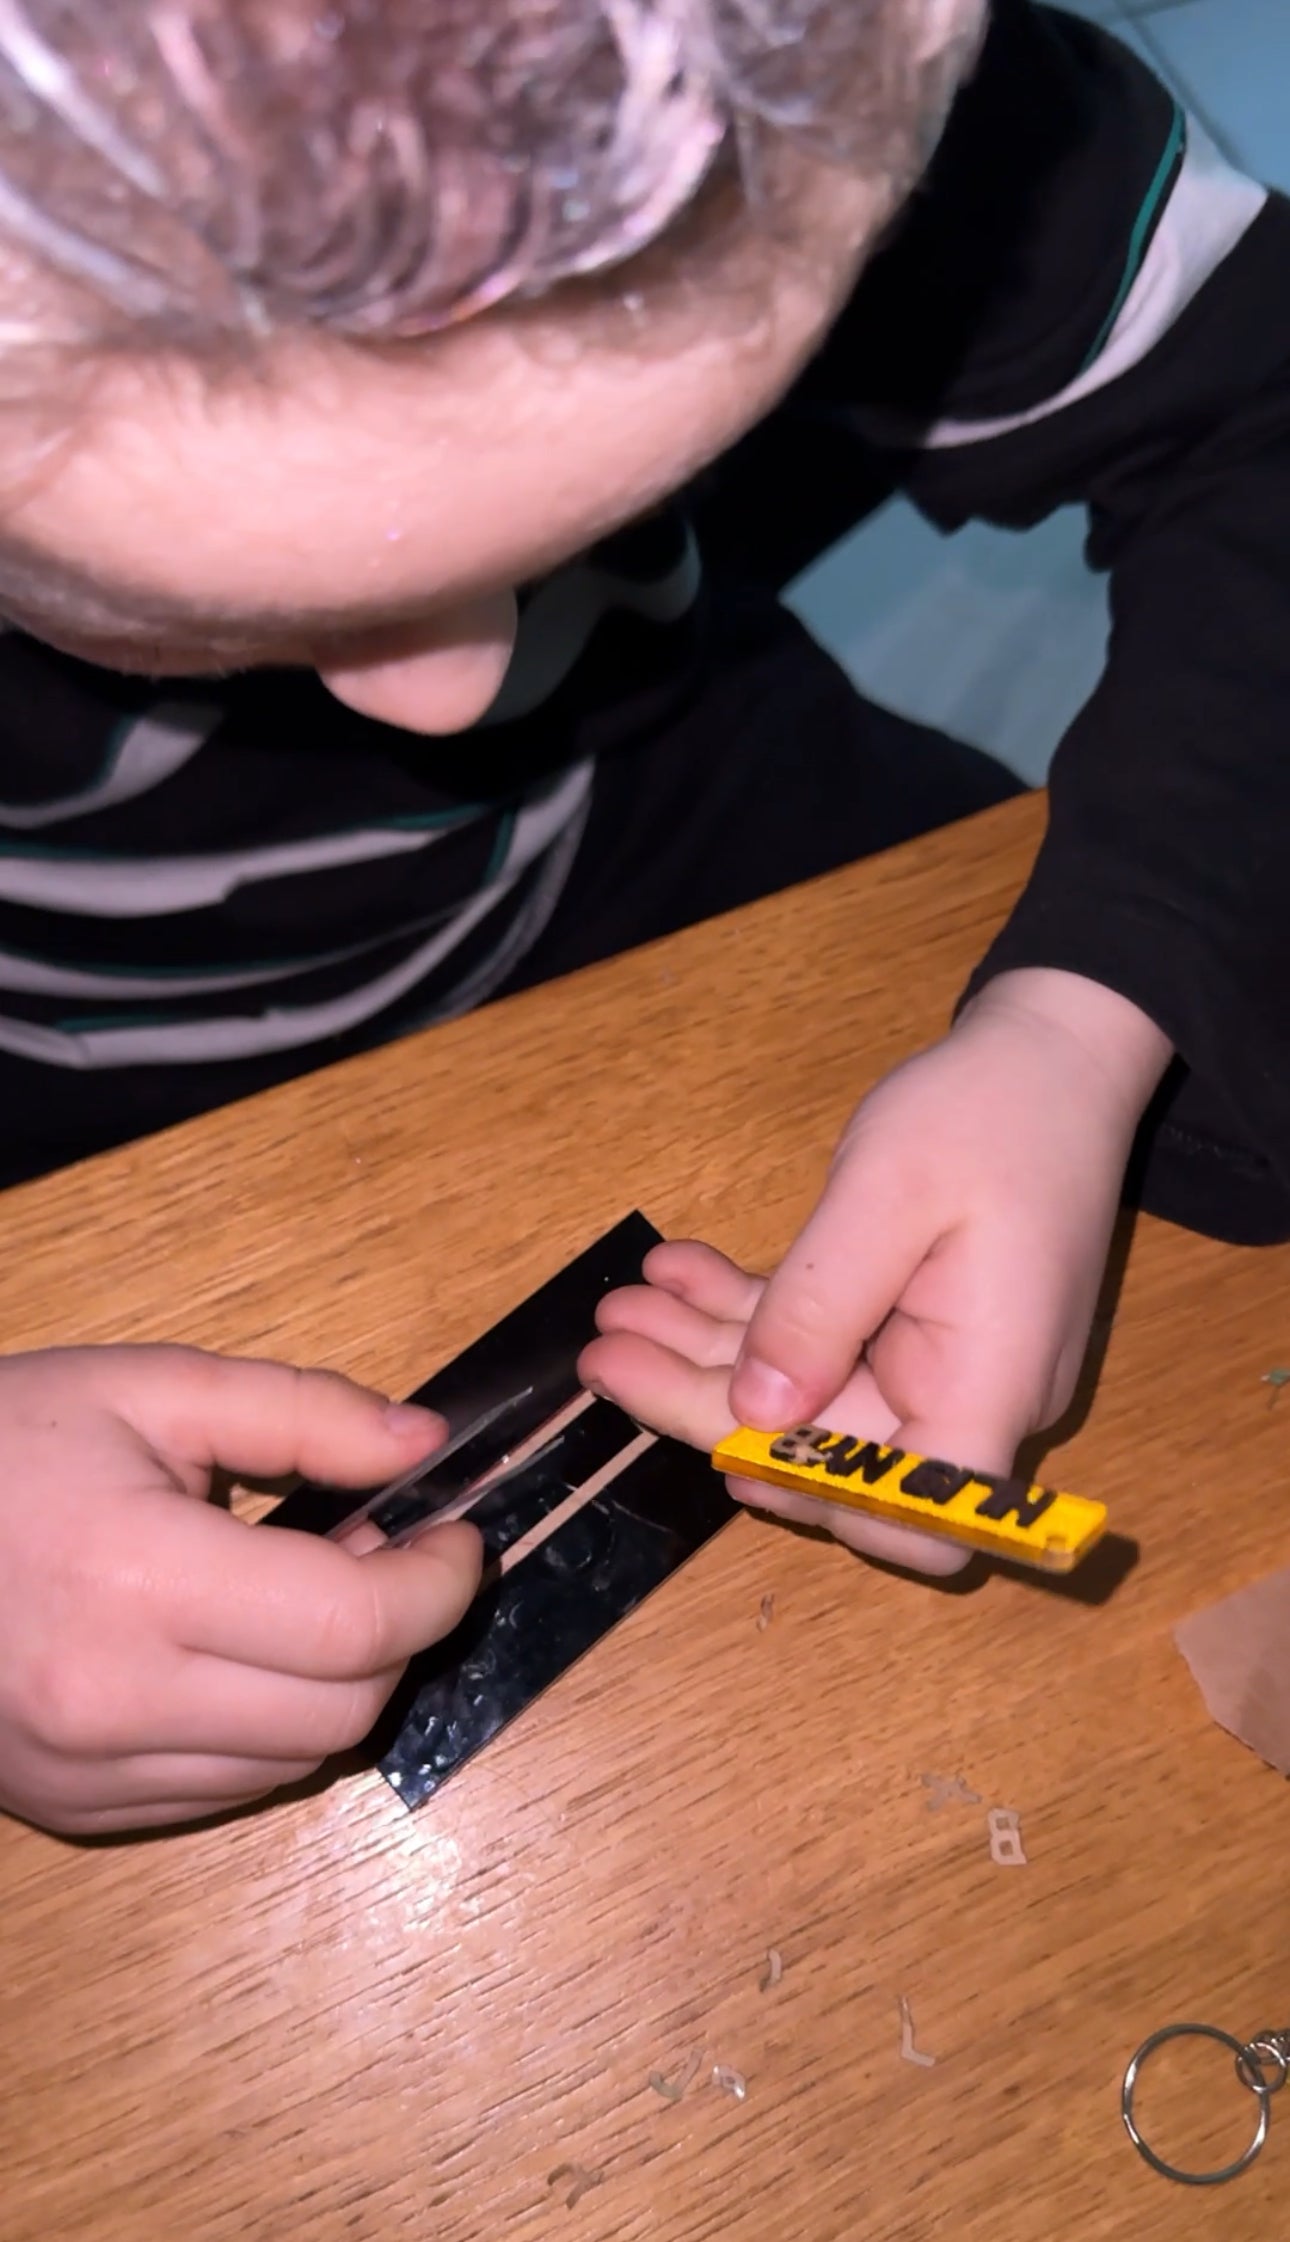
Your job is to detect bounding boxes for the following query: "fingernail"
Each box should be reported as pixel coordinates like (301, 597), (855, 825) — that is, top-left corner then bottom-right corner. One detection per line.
(407, 1514), (480, 1546)
(733, 1360), (803, 1429)
(384, 1401), (442, 1438)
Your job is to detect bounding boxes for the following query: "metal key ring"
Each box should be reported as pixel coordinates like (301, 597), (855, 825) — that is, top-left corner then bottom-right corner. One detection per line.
(1122, 2023), (1270, 2186)
(1237, 2037), (1290, 2097)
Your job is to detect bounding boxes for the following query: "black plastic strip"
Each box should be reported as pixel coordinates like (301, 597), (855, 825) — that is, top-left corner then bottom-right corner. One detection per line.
(257, 1213), (737, 1807)
(265, 1209), (660, 1538)
(380, 1422), (732, 1808)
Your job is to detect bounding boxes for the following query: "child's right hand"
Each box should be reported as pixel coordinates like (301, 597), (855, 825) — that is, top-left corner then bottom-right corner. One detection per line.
(586, 969), (1173, 1574)
(0, 1346), (481, 1837)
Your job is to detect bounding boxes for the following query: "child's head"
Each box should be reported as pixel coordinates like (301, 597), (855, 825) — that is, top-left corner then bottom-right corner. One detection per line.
(0, 0), (984, 727)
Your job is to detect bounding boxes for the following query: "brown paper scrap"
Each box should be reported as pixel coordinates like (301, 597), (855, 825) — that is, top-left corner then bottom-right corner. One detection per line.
(1175, 1564), (1290, 1776)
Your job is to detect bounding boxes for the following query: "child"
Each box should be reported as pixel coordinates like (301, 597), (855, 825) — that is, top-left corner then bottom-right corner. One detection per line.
(0, 0), (1286, 1834)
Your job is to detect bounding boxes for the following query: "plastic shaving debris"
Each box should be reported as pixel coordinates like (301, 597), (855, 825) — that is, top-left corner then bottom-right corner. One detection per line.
(899, 1995), (937, 2068)
(759, 1947), (784, 1993)
(712, 2064), (748, 2102)
(547, 2164), (604, 2209)
(649, 2048), (704, 2103)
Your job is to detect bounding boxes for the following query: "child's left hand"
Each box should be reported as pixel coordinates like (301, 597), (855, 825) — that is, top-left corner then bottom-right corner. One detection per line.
(579, 1237), (972, 1574)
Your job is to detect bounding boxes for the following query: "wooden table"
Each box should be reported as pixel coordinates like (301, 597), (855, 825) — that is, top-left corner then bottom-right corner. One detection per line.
(1, 791), (1287, 2242)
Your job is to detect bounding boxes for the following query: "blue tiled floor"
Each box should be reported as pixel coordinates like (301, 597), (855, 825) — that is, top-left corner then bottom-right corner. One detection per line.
(788, 0), (1290, 784)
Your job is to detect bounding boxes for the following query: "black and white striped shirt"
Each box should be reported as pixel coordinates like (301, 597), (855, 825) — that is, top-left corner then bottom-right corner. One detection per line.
(1, 0), (1288, 1237)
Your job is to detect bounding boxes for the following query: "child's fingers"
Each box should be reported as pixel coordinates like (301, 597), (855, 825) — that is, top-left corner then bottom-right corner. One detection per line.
(640, 1240), (764, 1321)
(60, 1656), (406, 1763)
(727, 1479), (971, 1575)
(720, 1356), (963, 1572)
(331, 1518), (397, 1555)
(126, 1751), (323, 1797)
(580, 1329), (737, 1452)
(731, 1142), (924, 1430)
(104, 1347), (447, 1490)
(594, 1282), (744, 1368)
(583, 1330), (891, 1465)
(29, 1754), (329, 1837)
(166, 1505), (483, 1678)
(24, 1750), (322, 1833)
(587, 1309), (969, 1578)
(867, 1301), (1043, 1483)
(49, 1801), (265, 1837)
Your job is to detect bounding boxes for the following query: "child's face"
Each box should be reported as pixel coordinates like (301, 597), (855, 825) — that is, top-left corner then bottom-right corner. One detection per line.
(0, 160), (885, 734)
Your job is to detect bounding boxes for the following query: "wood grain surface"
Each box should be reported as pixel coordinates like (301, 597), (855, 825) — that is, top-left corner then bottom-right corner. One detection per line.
(1, 792), (1288, 2242)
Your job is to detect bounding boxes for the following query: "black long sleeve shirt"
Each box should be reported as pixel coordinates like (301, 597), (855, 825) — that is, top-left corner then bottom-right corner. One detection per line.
(0, 1), (1286, 1238)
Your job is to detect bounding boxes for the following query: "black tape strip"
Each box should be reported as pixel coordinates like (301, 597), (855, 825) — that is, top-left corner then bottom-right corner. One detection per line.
(266, 1209), (661, 1538)
(381, 1425), (731, 1808)
(462, 1398), (642, 1562)
(258, 1213), (737, 1807)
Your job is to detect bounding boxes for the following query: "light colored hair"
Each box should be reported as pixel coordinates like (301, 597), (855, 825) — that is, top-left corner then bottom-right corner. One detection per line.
(0, 0), (985, 350)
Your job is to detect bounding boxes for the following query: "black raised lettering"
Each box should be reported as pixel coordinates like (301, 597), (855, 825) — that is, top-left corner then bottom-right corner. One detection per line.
(767, 1434), (906, 1488)
(770, 1426), (831, 1468)
(900, 1458), (973, 1507)
(813, 1437), (904, 1484)
(971, 1476), (1057, 1532)
(768, 1429), (905, 1485)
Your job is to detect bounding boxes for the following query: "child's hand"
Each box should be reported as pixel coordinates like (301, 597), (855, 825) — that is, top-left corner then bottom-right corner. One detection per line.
(584, 1237), (974, 1572)
(582, 969), (1170, 1571)
(0, 1347), (481, 1836)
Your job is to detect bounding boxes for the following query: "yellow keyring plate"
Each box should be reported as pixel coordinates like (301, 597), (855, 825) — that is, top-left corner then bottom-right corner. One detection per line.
(711, 1425), (1107, 1572)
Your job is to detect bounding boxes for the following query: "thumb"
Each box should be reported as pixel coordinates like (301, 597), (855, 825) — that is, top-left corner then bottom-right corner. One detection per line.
(730, 1154), (923, 1431)
(106, 1346), (446, 1486)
